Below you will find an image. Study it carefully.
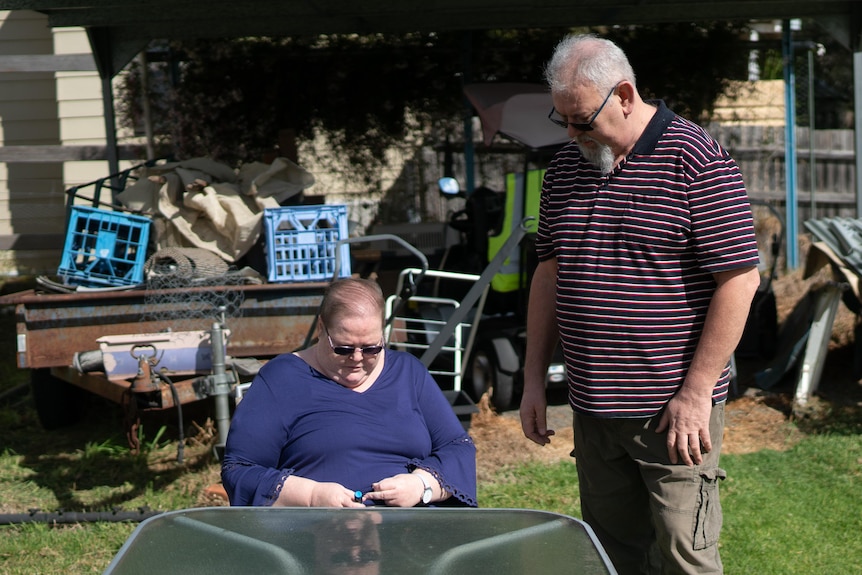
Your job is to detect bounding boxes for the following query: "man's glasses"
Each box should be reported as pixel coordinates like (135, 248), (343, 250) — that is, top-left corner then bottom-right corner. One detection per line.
(324, 326), (384, 356)
(548, 81), (621, 132)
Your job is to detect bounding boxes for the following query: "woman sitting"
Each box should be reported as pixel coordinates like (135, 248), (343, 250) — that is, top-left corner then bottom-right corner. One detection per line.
(222, 277), (477, 507)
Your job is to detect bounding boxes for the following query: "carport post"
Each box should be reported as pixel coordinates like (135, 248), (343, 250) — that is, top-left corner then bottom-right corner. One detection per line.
(98, 75), (120, 187)
(86, 28), (121, 191)
(461, 32), (476, 194)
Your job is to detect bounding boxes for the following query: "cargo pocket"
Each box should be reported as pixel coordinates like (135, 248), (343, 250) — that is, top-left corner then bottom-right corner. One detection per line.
(693, 467), (726, 550)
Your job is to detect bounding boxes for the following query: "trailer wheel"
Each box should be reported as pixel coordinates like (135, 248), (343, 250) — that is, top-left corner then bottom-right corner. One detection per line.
(470, 348), (514, 412)
(30, 369), (85, 430)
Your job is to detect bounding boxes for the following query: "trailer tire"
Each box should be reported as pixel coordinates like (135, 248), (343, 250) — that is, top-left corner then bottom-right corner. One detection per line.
(31, 369), (85, 430)
(469, 347), (514, 413)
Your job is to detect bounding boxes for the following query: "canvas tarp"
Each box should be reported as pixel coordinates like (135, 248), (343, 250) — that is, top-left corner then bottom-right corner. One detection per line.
(116, 156), (315, 263)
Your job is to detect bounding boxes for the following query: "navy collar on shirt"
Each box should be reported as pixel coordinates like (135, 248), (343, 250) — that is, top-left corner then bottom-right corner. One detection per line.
(630, 99), (676, 156)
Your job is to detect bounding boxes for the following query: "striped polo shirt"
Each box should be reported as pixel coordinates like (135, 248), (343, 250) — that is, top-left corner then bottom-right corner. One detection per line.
(535, 101), (760, 418)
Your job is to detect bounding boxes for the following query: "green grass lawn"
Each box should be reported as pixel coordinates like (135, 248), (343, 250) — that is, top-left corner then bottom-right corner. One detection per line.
(1, 403), (860, 574)
(479, 432), (862, 575)
(1, 292), (860, 574)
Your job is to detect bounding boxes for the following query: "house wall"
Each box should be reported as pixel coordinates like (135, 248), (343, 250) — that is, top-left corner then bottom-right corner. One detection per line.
(712, 79), (786, 126)
(53, 26), (114, 186)
(0, 11), (136, 277)
(0, 10), (64, 276)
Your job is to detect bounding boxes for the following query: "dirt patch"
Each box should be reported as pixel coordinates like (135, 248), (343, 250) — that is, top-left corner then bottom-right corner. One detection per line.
(721, 393), (804, 454)
(471, 391), (805, 480)
(470, 395), (576, 482)
(471, 242), (861, 478)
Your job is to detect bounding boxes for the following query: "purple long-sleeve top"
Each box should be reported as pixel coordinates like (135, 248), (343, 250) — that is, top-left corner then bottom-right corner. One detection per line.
(222, 349), (477, 507)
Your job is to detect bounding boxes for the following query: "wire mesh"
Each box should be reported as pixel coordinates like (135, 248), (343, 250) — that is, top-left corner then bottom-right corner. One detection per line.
(140, 248), (255, 326)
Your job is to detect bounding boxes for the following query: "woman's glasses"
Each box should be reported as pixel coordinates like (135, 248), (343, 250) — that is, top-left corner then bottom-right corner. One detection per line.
(324, 326), (384, 356)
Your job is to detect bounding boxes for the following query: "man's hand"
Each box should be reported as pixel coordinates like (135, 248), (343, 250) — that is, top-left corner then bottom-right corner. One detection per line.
(520, 386), (555, 446)
(521, 258), (559, 446)
(656, 387), (713, 466)
(657, 265), (760, 465)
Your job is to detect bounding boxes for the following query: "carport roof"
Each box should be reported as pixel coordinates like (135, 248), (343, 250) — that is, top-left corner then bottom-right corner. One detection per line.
(0, 0), (860, 38)
(1, 0), (859, 79)
(3, 1), (861, 42)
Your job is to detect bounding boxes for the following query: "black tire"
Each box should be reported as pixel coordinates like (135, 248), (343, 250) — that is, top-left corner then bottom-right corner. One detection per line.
(470, 347), (514, 412)
(30, 368), (85, 430)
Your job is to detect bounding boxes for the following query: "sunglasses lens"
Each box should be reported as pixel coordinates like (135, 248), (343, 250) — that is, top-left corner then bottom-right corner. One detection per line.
(332, 345), (384, 356)
(549, 117), (591, 131)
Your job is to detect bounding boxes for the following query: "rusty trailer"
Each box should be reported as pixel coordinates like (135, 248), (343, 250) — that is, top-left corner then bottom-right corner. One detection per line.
(0, 281), (326, 452)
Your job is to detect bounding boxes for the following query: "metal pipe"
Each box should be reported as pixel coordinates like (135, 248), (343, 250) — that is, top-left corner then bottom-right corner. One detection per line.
(808, 47), (816, 219)
(854, 51), (862, 217)
(782, 20), (799, 269)
(210, 319), (231, 460)
(420, 217), (531, 367)
(73, 349), (104, 373)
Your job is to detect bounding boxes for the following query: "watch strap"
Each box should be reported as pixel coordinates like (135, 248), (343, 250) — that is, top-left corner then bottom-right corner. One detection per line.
(416, 473), (433, 504)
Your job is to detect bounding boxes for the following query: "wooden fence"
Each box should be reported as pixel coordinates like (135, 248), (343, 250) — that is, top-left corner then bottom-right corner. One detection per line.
(709, 125), (858, 225)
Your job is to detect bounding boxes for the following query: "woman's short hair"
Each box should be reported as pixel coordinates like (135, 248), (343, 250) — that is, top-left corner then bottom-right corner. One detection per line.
(319, 278), (385, 328)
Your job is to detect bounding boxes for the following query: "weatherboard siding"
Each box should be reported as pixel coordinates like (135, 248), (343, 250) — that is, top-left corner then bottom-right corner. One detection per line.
(0, 11), (109, 275)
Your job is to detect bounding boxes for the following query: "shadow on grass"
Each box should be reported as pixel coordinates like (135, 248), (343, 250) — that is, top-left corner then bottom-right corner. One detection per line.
(2, 391), (218, 513)
(1, 284), (222, 513)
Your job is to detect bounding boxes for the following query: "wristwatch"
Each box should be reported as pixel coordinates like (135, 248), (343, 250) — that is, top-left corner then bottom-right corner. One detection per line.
(417, 473), (433, 505)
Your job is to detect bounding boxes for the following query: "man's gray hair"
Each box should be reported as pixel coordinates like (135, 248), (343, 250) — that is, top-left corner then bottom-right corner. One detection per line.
(544, 34), (636, 96)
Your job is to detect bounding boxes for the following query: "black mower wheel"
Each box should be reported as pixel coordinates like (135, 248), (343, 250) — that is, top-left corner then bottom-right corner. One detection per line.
(469, 347), (514, 412)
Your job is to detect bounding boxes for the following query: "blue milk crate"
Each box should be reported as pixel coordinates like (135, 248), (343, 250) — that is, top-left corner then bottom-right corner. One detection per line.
(57, 206), (152, 288)
(264, 204), (351, 283)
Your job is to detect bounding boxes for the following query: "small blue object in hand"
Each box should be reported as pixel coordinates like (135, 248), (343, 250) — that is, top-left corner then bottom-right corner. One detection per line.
(353, 490), (363, 502)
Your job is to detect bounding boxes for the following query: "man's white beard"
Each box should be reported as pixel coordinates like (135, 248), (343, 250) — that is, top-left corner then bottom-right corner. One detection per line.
(576, 137), (615, 174)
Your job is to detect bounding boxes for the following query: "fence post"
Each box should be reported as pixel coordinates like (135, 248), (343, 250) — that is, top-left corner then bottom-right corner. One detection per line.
(783, 20), (799, 269)
(854, 50), (862, 218)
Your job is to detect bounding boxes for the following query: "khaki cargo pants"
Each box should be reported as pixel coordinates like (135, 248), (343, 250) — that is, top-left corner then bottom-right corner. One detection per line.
(572, 403), (725, 575)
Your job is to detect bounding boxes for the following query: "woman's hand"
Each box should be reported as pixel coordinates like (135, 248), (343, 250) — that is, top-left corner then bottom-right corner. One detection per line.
(363, 473), (431, 507)
(309, 482), (367, 507)
(275, 476), (365, 507)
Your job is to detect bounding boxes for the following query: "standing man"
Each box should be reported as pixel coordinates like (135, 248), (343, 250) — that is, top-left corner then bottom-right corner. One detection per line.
(520, 34), (761, 575)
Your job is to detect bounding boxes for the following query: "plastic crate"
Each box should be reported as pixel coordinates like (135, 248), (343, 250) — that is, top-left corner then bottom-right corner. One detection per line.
(264, 204), (351, 283)
(57, 206), (151, 288)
